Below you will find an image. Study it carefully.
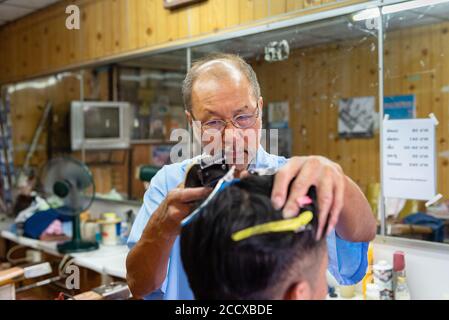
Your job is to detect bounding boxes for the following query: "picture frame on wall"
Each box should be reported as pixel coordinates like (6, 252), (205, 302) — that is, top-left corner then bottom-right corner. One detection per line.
(338, 96), (375, 138)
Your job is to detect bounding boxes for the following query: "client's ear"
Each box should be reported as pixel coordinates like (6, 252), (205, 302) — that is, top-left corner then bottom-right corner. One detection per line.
(285, 281), (313, 300)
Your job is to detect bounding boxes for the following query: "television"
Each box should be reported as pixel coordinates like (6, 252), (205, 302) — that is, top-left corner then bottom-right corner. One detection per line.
(71, 101), (131, 150)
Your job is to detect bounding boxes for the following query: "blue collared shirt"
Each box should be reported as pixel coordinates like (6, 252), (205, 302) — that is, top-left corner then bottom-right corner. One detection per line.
(127, 147), (368, 300)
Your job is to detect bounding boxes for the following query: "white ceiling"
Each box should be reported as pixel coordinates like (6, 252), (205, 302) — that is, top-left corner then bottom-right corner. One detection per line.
(0, 0), (60, 27)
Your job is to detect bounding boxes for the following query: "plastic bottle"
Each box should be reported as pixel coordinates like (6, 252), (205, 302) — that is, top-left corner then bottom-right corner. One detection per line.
(394, 276), (411, 300)
(120, 220), (129, 244)
(393, 251), (410, 300)
(373, 260), (394, 300)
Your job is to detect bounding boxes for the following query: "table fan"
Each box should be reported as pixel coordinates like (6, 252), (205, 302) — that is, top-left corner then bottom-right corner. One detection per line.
(40, 157), (99, 253)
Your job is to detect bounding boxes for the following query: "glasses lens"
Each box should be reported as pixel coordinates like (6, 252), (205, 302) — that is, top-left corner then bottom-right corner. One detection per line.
(233, 108), (258, 128)
(233, 114), (255, 128)
(203, 120), (225, 131)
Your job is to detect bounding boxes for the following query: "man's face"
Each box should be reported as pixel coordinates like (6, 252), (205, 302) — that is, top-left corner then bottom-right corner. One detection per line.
(186, 61), (263, 172)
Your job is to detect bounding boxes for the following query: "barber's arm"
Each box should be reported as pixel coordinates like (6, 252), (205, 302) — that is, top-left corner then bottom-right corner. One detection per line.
(126, 187), (211, 299)
(270, 156), (377, 242)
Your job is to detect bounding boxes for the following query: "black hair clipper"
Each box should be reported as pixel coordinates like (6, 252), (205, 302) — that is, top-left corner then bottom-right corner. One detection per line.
(184, 155), (229, 188)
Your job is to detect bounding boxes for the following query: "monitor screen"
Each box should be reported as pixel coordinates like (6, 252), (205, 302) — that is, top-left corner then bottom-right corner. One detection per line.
(83, 106), (120, 139)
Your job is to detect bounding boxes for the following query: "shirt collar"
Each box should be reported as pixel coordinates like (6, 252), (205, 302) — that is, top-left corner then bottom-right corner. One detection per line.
(248, 145), (275, 170)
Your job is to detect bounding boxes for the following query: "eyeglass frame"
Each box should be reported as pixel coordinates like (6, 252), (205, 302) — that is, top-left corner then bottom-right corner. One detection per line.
(189, 101), (261, 131)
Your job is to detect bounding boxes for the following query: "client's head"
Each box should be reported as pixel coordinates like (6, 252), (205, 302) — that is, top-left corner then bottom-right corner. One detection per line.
(180, 174), (328, 300)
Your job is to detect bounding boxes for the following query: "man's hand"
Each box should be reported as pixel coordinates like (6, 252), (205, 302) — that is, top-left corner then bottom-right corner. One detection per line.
(154, 186), (212, 237)
(126, 185), (211, 298)
(270, 156), (344, 240)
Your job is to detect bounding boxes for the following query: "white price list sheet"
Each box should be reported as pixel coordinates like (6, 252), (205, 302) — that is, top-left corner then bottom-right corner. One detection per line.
(382, 118), (436, 200)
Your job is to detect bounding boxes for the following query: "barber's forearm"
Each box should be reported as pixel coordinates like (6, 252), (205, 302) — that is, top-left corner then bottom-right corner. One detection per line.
(335, 175), (377, 242)
(126, 210), (177, 299)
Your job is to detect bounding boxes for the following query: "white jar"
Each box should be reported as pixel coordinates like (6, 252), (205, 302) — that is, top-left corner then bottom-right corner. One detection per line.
(98, 212), (121, 246)
(373, 260), (393, 300)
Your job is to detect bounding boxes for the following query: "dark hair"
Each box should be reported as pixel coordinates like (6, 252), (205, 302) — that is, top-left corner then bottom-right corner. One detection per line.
(180, 174), (326, 300)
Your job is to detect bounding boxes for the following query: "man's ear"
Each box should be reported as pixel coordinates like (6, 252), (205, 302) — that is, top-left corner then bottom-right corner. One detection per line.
(258, 96), (263, 110)
(185, 110), (193, 127)
(284, 281), (313, 300)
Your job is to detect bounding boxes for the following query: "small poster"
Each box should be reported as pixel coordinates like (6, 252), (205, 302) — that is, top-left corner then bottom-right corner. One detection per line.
(268, 101), (289, 129)
(151, 145), (172, 166)
(149, 117), (166, 140)
(384, 94), (415, 119)
(149, 102), (168, 140)
(338, 96), (375, 138)
(382, 117), (436, 200)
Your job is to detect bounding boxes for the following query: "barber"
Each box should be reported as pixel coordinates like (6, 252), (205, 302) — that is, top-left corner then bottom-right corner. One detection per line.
(126, 53), (377, 299)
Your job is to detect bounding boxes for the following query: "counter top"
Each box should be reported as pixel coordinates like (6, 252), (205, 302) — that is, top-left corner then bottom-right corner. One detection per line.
(0, 220), (128, 279)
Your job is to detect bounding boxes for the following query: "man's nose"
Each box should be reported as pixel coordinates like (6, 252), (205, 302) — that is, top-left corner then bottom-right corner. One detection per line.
(222, 126), (245, 147)
(220, 121), (232, 140)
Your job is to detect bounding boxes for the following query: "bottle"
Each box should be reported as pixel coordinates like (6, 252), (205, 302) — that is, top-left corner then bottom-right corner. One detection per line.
(120, 220), (129, 244)
(394, 276), (411, 300)
(393, 251), (410, 299)
(373, 260), (394, 300)
(362, 243), (374, 299)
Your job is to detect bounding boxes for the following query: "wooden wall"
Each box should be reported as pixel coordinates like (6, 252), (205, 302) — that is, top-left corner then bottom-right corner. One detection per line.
(4, 0), (449, 201)
(383, 22), (449, 199)
(0, 0), (359, 85)
(8, 67), (132, 196)
(253, 21), (449, 198)
(253, 37), (380, 195)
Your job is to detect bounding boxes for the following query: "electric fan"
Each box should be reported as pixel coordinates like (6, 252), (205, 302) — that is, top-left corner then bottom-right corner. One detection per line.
(40, 157), (99, 253)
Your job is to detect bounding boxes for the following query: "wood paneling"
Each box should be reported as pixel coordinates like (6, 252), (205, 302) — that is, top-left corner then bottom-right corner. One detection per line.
(0, 0), (354, 85)
(5, 0), (449, 200)
(253, 21), (449, 198)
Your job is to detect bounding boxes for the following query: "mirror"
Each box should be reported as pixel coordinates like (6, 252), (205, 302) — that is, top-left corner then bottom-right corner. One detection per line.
(381, 1), (449, 243)
(192, 13), (380, 231)
(4, 1), (449, 246)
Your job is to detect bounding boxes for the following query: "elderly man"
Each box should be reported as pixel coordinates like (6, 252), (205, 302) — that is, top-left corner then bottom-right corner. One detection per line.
(126, 53), (377, 300)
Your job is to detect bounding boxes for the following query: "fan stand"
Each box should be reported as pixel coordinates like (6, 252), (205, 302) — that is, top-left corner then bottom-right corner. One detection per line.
(57, 215), (99, 253)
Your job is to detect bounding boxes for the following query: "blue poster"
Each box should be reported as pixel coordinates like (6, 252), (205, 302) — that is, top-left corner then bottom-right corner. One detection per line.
(384, 95), (415, 119)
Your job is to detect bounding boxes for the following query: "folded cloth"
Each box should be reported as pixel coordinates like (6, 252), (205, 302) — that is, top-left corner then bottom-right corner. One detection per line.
(42, 219), (63, 236)
(403, 212), (445, 242)
(15, 195), (50, 223)
(23, 208), (72, 239)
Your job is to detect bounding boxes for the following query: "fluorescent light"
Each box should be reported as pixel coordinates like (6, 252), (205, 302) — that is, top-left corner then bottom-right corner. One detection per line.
(382, 0), (449, 14)
(7, 76), (57, 94)
(352, 7), (380, 21)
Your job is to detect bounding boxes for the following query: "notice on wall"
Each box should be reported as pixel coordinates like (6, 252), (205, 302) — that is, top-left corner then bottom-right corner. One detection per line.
(268, 101), (289, 129)
(382, 117), (437, 200)
(384, 94), (415, 120)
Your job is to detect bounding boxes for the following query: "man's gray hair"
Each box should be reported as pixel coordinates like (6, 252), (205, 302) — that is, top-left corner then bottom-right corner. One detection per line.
(182, 53), (261, 112)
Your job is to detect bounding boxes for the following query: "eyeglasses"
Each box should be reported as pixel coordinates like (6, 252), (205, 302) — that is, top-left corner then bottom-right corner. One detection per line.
(193, 105), (260, 132)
